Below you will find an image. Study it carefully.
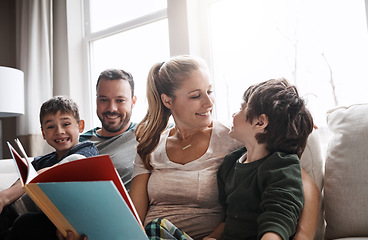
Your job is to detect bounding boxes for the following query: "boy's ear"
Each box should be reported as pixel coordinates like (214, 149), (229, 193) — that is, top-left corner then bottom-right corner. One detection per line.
(41, 127), (46, 140)
(79, 120), (85, 133)
(161, 93), (173, 109)
(255, 114), (268, 130)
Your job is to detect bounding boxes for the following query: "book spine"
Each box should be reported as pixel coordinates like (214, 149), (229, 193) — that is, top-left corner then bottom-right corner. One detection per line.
(24, 184), (80, 238)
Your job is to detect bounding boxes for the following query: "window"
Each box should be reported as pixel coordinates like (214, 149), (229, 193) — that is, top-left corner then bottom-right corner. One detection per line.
(84, 0), (368, 149)
(84, 0), (169, 126)
(88, 0), (167, 33)
(207, 0), (368, 150)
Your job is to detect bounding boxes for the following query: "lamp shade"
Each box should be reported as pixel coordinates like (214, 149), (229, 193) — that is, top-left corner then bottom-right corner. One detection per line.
(0, 66), (25, 117)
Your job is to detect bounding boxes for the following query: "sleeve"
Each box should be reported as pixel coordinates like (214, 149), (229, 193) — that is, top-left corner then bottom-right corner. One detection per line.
(67, 141), (99, 158)
(58, 154), (86, 164)
(79, 129), (94, 142)
(131, 153), (151, 179)
(257, 153), (304, 240)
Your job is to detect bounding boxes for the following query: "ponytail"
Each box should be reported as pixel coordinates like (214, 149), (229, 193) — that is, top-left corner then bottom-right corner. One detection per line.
(135, 63), (171, 170)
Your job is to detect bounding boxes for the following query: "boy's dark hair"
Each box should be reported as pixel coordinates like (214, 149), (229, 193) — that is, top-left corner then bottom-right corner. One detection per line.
(39, 96), (80, 125)
(96, 69), (135, 98)
(243, 78), (313, 157)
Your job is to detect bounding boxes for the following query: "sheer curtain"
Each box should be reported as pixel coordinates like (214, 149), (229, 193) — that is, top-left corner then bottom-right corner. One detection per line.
(15, 0), (53, 156)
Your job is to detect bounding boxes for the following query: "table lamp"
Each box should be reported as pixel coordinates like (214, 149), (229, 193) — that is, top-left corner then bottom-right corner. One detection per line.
(0, 66), (25, 158)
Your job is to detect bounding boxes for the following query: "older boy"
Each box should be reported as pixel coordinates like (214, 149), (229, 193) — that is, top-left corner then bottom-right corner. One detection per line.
(217, 78), (314, 240)
(0, 96), (98, 240)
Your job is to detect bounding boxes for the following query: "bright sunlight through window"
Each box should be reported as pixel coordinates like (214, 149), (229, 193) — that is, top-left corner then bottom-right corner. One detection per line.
(209, 0), (368, 133)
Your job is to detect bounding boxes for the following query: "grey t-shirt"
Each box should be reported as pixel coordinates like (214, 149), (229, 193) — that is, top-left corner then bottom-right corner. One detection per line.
(80, 123), (137, 190)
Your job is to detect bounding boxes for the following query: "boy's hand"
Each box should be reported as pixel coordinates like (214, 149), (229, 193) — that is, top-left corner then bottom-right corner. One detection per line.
(37, 167), (52, 174)
(261, 232), (282, 240)
(0, 193), (5, 213)
(56, 230), (88, 240)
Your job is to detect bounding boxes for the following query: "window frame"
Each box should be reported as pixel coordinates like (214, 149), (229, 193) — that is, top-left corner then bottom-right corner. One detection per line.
(81, 0), (216, 128)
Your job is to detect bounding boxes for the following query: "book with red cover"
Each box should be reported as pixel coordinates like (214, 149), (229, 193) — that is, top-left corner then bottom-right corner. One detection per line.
(7, 140), (147, 240)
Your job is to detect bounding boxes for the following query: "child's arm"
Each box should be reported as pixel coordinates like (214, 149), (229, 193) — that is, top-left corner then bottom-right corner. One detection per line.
(203, 222), (225, 240)
(258, 155), (304, 240)
(0, 179), (25, 213)
(36, 154), (87, 174)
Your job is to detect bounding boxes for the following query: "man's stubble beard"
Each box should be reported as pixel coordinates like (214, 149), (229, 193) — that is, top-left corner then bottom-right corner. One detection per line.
(99, 110), (132, 133)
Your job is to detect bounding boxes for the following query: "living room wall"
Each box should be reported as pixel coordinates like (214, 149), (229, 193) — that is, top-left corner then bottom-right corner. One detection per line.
(0, 0), (17, 159)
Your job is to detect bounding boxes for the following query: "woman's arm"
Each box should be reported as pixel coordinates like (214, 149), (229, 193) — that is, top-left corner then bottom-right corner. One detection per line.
(128, 173), (150, 224)
(294, 168), (320, 240)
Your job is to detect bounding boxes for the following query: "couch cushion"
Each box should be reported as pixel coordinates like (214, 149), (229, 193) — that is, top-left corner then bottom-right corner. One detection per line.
(0, 159), (19, 190)
(324, 104), (368, 239)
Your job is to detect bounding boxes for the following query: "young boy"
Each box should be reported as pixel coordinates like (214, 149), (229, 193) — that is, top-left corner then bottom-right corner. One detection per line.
(0, 96), (98, 239)
(217, 78), (314, 240)
(34, 95), (98, 169)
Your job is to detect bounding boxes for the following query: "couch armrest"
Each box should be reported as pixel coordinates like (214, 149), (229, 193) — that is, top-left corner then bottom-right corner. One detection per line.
(0, 159), (20, 190)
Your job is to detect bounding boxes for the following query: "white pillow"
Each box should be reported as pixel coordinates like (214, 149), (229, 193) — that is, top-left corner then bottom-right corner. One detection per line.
(324, 104), (368, 239)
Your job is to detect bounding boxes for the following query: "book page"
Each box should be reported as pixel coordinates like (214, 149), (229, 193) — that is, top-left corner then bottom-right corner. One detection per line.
(15, 138), (38, 184)
(7, 142), (28, 186)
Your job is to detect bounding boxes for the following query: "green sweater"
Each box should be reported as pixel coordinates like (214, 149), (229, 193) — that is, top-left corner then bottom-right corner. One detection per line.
(217, 148), (304, 240)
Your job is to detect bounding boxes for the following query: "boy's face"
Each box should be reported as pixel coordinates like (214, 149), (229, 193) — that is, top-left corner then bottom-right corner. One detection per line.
(229, 101), (253, 143)
(41, 111), (85, 158)
(229, 100), (268, 146)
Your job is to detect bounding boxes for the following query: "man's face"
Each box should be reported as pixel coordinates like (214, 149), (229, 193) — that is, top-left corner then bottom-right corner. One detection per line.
(96, 78), (136, 137)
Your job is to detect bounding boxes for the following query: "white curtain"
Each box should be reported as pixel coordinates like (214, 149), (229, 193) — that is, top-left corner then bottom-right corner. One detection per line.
(15, 0), (53, 155)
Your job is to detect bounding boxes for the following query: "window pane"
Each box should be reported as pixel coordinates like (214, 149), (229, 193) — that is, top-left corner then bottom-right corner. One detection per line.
(90, 19), (170, 125)
(209, 0), (368, 130)
(89, 0), (167, 33)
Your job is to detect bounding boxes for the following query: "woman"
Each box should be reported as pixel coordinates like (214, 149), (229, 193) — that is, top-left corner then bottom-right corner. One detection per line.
(129, 55), (320, 240)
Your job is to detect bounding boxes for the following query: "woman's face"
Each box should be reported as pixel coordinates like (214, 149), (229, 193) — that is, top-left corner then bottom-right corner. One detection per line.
(163, 68), (214, 130)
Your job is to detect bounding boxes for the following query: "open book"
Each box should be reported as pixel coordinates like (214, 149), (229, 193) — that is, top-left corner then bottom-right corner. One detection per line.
(7, 139), (148, 240)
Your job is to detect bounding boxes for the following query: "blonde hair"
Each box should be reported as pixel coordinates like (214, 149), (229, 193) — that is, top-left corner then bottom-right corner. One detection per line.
(135, 55), (208, 170)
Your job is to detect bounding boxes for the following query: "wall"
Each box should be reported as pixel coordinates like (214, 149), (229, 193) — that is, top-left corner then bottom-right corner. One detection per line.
(366, 0), (368, 32)
(0, 0), (18, 159)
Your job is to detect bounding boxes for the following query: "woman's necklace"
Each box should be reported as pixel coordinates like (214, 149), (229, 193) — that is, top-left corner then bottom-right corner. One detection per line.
(182, 144), (192, 150)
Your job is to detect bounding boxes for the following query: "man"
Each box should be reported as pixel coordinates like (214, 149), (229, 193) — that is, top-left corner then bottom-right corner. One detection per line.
(79, 69), (138, 190)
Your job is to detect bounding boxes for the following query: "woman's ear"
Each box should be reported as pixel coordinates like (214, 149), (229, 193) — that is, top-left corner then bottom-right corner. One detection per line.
(161, 93), (173, 109)
(255, 114), (269, 130)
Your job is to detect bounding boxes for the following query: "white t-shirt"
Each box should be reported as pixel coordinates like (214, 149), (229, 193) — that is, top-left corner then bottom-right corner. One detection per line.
(133, 121), (242, 240)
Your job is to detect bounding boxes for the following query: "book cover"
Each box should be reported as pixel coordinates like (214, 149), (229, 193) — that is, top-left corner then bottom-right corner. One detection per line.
(7, 140), (148, 240)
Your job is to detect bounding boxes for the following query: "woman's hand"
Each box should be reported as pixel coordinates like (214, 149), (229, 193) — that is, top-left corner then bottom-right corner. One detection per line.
(56, 230), (87, 240)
